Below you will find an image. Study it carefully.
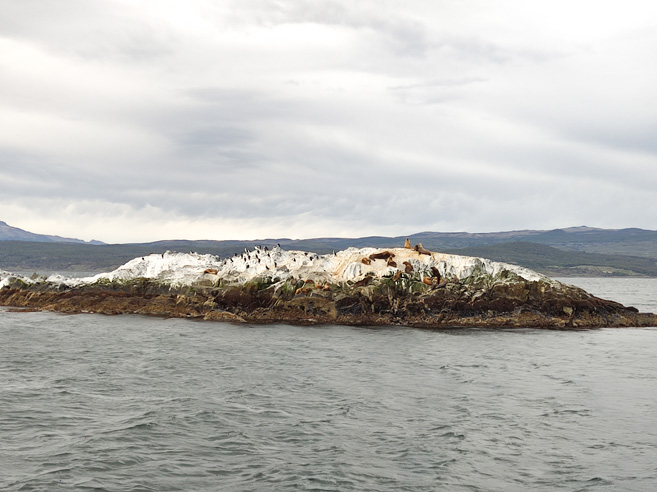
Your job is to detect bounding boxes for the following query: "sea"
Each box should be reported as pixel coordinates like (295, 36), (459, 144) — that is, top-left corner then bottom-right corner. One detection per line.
(1, 277), (656, 491)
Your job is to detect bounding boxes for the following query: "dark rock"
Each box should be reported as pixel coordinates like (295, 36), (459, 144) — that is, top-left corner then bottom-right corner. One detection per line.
(1, 271), (656, 329)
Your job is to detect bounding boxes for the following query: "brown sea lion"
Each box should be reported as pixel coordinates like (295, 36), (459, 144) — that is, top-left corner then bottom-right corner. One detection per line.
(361, 257), (372, 265)
(392, 270), (402, 282)
(369, 251), (395, 261)
(403, 261), (413, 274)
(415, 243), (431, 255)
(422, 277), (435, 286)
(404, 238), (413, 249)
(430, 266), (441, 280)
(387, 257), (397, 268)
(203, 268), (218, 275)
(354, 276), (373, 287)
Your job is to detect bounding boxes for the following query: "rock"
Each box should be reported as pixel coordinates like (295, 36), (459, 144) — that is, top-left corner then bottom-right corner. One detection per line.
(203, 310), (246, 323)
(1, 246), (656, 329)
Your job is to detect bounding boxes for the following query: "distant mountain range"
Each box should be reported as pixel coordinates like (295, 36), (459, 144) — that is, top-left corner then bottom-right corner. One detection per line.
(1, 221), (656, 276)
(0, 221), (104, 244)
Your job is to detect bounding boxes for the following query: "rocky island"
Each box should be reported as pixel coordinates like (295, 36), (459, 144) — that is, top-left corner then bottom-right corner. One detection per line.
(1, 242), (655, 329)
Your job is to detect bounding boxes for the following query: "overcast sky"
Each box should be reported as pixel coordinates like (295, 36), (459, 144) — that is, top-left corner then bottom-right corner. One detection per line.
(1, 0), (656, 243)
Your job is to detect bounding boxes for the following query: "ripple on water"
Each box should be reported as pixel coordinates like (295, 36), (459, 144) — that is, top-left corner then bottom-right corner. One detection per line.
(1, 306), (657, 491)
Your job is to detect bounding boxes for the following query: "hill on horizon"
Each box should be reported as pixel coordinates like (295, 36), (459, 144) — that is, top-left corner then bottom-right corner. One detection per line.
(2, 220), (656, 255)
(1, 222), (656, 277)
(0, 221), (104, 245)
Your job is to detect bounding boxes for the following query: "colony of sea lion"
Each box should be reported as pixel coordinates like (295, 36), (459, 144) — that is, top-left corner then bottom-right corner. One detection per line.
(1, 238), (656, 329)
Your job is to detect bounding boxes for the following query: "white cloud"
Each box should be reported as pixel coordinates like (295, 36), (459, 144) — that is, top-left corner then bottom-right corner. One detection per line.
(1, 0), (656, 242)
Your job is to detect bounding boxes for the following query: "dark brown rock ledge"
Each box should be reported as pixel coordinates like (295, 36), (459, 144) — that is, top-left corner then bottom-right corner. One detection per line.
(1, 274), (655, 329)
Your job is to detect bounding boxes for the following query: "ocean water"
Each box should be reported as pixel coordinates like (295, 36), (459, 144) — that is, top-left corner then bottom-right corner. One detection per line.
(1, 278), (656, 491)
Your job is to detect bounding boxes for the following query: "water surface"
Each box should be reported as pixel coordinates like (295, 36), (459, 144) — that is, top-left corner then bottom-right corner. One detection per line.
(1, 278), (656, 491)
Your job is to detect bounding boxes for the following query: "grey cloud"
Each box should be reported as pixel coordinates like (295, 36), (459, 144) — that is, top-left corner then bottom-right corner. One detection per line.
(2, 1), (656, 241)
(388, 77), (487, 105)
(222, 0), (558, 64)
(556, 121), (657, 157)
(0, 0), (175, 63)
(221, 0), (433, 57)
(389, 77), (488, 91)
(175, 126), (262, 171)
(0, 149), (90, 197)
(182, 88), (299, 122)
(178, 127), (255, 149)
(434, 36), (558, 65)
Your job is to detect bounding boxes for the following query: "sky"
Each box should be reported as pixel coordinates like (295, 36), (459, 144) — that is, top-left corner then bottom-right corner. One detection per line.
(1, 0), (656, 243)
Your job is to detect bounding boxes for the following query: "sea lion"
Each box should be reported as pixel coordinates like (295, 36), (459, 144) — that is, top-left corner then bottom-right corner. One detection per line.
(392, 270), (402, 282)
(369, 251), (395, 261)
(430, 266), (441, 280)
(415, 243), (431, 255)
(423, 277), (435, 286)
(322, 282), (331, 291)
(361, 257), (372, 265)
(403, 261), (413, 274)
(404, 238), (413, 249)
(354, 276), (373, 287)
(203, 268), (218, 275)
(387, 257), (397, 268)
